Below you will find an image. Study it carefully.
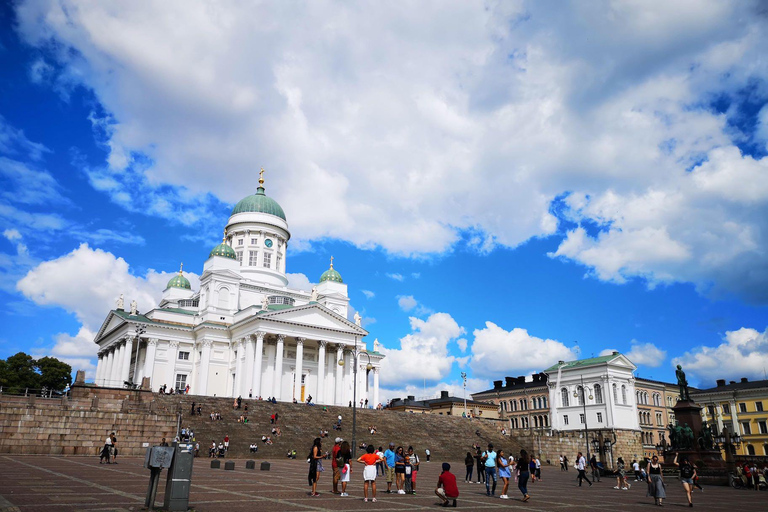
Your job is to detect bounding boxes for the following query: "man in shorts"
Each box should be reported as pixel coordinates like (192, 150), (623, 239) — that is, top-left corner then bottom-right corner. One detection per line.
(331, 437), (342, 494)
(384, 442), (396, 493)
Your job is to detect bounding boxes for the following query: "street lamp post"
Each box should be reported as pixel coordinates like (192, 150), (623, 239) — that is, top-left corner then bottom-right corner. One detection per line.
(461, 372), (467, 418)
(573, 375), (593, 462)
(131, 324), (146, 388)
(338, 336), (373, 458)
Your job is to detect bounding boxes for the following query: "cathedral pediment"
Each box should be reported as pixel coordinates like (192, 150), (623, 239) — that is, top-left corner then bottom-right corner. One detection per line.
(251, 303), (367, 335)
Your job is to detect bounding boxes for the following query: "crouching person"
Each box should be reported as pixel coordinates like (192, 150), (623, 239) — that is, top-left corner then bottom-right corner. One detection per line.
(435, 463), (459, 507)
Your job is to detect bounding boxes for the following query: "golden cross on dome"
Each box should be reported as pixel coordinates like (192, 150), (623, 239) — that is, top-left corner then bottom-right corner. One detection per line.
(223, 229), (227, 242)
(330, 256), (334, 268)
(179, 262), (184, 275)
(259, 167), (265, 186)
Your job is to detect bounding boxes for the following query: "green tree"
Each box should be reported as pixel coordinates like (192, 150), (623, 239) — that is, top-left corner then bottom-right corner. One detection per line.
(2, 352), (40, 392)
(36, 356), (72, 391)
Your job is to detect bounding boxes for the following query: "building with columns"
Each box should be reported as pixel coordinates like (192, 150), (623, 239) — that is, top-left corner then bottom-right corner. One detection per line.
(92, 174), (384, 406)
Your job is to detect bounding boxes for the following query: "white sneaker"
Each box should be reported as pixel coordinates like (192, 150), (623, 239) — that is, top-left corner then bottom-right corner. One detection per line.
(621, 487), (628, 490)
(340, 493), (349, 497)
(500, 495), (509, 499)
(614, 486), (620, 489)
(398, 490), (406, 495)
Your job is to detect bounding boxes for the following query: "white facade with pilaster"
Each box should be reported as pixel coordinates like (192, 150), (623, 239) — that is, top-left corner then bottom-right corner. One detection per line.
(93, 175), (384, 404)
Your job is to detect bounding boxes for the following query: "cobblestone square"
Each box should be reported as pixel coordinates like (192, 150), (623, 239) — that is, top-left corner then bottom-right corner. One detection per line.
(0, 456), (764, 511)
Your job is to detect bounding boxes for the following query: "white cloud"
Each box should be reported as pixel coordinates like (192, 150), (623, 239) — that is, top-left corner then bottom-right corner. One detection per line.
(456, 338), (468, 353)
(470, 322), (576, 377)
(379, 376), (490, 405)
(378, 312), (465, 386)
(626, 340), (667, 368)
(17, 243), (199, 330)
(286, 272), (313, 292)
(361, 289), (375, 299)
(672, 327), (768, 386)
(3, 229), (21, 241)
(32, 326), (99, 379)
(12, 1), (768, 299)
(397, 295), (418, 312)
(386, 273), (404, 282)
(599, 348), (618, 357)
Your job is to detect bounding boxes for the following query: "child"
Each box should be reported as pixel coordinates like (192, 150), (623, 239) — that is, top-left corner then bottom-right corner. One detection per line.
(435, 463), (459, 507)
(357, 445), (382, 502)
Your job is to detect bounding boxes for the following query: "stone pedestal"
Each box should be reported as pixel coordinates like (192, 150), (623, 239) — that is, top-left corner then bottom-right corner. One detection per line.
(662, 400), (727, 485)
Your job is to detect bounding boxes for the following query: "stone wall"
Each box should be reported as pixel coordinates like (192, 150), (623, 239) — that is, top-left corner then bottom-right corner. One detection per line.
(0, 385), (177, 456)
(514, 429), (643, 468)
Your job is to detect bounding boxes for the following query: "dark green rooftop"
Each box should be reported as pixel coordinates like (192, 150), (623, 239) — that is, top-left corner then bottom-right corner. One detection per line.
(231, 187), (286, 220)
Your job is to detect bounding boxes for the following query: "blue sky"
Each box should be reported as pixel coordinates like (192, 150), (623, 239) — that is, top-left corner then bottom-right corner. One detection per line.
(1, 1), (768, 399)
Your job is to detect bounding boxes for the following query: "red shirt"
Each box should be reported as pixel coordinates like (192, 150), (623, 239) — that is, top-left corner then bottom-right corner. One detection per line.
(438, 471), (459, 498)
(360, 453), (379, 466)
(224, 436), (229, 442)
(332, 444), (341, 468)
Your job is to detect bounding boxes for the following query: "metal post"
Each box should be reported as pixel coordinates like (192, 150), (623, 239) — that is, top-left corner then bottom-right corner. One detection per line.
(461, 372), (467, 418)
(352, 348), (357, 459)
(581, 376), (590, 462)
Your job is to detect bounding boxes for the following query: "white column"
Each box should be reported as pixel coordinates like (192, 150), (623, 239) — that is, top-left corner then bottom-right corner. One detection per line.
(252, 331), (265, 398)
(335, 345), (344, 405)
(143, 339), (157, 388)
(730, 399), (740, 434)
(345, 351), (353, 406)
(264, 341), (275, 398)
(317, 341), (326, 404)
(373, 367), (380, 408)
(234, 338), (244, 397)
(131, 339), (142, 383)
(94, 353), (104, 385)
(121, 337), (133, 384)
(604, 377), (616, 427)
(294, 338), (304, 402)
(244, 336), (255, 397)
(165, 341), (178, 390)
(104, 348), (114, 387)
(113, 341), (124, 386)
(273, 334), (284, 400)
(715, 404), (725, 434)
(198, 339), (212, 395)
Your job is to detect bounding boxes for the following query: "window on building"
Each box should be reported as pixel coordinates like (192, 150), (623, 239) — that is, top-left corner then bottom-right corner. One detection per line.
(237, 239), (243, 246)
(543, 396), (548, 408)
(739, 403), (747, 413)
(758, 421), (767, 434)
(656, 412), (663, 426)
(563, 415), (569, 425)
(747, 444), (756, 455)
(236, 251), (243, 265)
(248, 251), (258, 266)
(276, 254), (282, 271)
(621, 385), (628, 405)
(594, 384), (603, 404)
(722, 403), (730, 414)
(597, 412), (603, 423)
(263, 252), (272, 268)
(561, 388), (569, 407)
(577, 386), (585, 406)
(757, 402), (764, 412)
(613, 384), (618, 403)
(178, 351), (190, 360)
(175, 374), (187, 391)
(741, 422), (751, 435)
(250, 238), (257, 245)
(707, 405), (715, 417)
(579, 413), (585, 424)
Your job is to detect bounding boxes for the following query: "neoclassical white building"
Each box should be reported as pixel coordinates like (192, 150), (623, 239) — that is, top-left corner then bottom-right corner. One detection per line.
(92, 174), (384, 406)
(545, 352), (640, 432)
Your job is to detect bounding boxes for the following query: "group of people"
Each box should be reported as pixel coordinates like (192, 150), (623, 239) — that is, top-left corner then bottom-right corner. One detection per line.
(157, 383), (189, 395)
(99, 432), (118, 464)
(464, 444), (533, 501)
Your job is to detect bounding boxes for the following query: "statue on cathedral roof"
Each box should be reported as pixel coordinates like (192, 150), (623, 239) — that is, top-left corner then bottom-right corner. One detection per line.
(354, 311), (362, 326)
(130, 299), (138, 316)
(116, 294), (124, 311)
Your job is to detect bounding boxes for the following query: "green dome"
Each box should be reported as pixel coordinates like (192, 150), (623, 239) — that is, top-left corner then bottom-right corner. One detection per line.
(167, 272), (191, 290)
(320, 257), (343, 283)
(231, 186), (286, 220)
(209, 242), (237, 260)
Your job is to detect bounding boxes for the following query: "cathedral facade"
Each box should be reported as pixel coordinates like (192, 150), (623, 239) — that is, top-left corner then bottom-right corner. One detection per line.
(92, 175), (384, 406)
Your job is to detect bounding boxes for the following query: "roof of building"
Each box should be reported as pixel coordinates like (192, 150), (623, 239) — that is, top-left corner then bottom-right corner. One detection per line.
(543, 352), (624, 373)
(473, 379), (548, 396)
(692, 378), (768, 394)
(209, 240), (237, 260)
(166, 265), (191, 290)
(389, 392), (495, 409)
(231, 186), (286, 220)
(320, 257), (343, 283)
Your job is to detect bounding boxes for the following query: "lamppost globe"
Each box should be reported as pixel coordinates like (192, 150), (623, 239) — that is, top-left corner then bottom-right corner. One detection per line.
(338, 359), (345, 367)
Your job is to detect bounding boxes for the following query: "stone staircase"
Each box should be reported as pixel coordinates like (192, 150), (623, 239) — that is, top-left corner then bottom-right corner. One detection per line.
(154, 395), (529, 461)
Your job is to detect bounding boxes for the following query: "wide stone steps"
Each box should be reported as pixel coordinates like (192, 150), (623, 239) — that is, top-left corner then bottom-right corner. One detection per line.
(154, 395), (529, 461)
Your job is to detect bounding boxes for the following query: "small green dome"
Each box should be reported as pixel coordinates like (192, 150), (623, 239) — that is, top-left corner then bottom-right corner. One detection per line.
(167, 273), (191, 290)
(209, 242), (237, 260)
(231, 186), (286, 220)
(319, 257), (343, 283)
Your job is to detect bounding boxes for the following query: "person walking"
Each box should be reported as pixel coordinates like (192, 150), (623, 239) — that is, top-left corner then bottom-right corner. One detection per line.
(384, 442), (396, 493)
(474, 447), (486, 484)
(464, 452), (474, 483)
(331, 437), (342, 494)
(339, 441), (352, 497)
(110, 433), (119, 464)
(497, 449), (511, 499)
(483, 443), (498, 496)
(559, 454), (565, 471)
(425, 448), (431, 462)
(633, 459), (642, 480)
(590, 454), (601, 482)
(517, 449), (531, 502)
(563, 454), (569, 471)
(435, 463), (459, 507)
(99, 432), (112, 464)
(646, 454), (666, 506)
(357, 445), (382, 503)
(576, 452), (592, 487)
(614, 457), (630, 490)
(673, 453), (695, 507)
(308, 438), (323, 497)
(534, 456), (541, 480)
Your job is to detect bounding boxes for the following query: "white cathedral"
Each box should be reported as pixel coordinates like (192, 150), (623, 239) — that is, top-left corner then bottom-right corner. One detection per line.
(92, 173), (384, 407)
